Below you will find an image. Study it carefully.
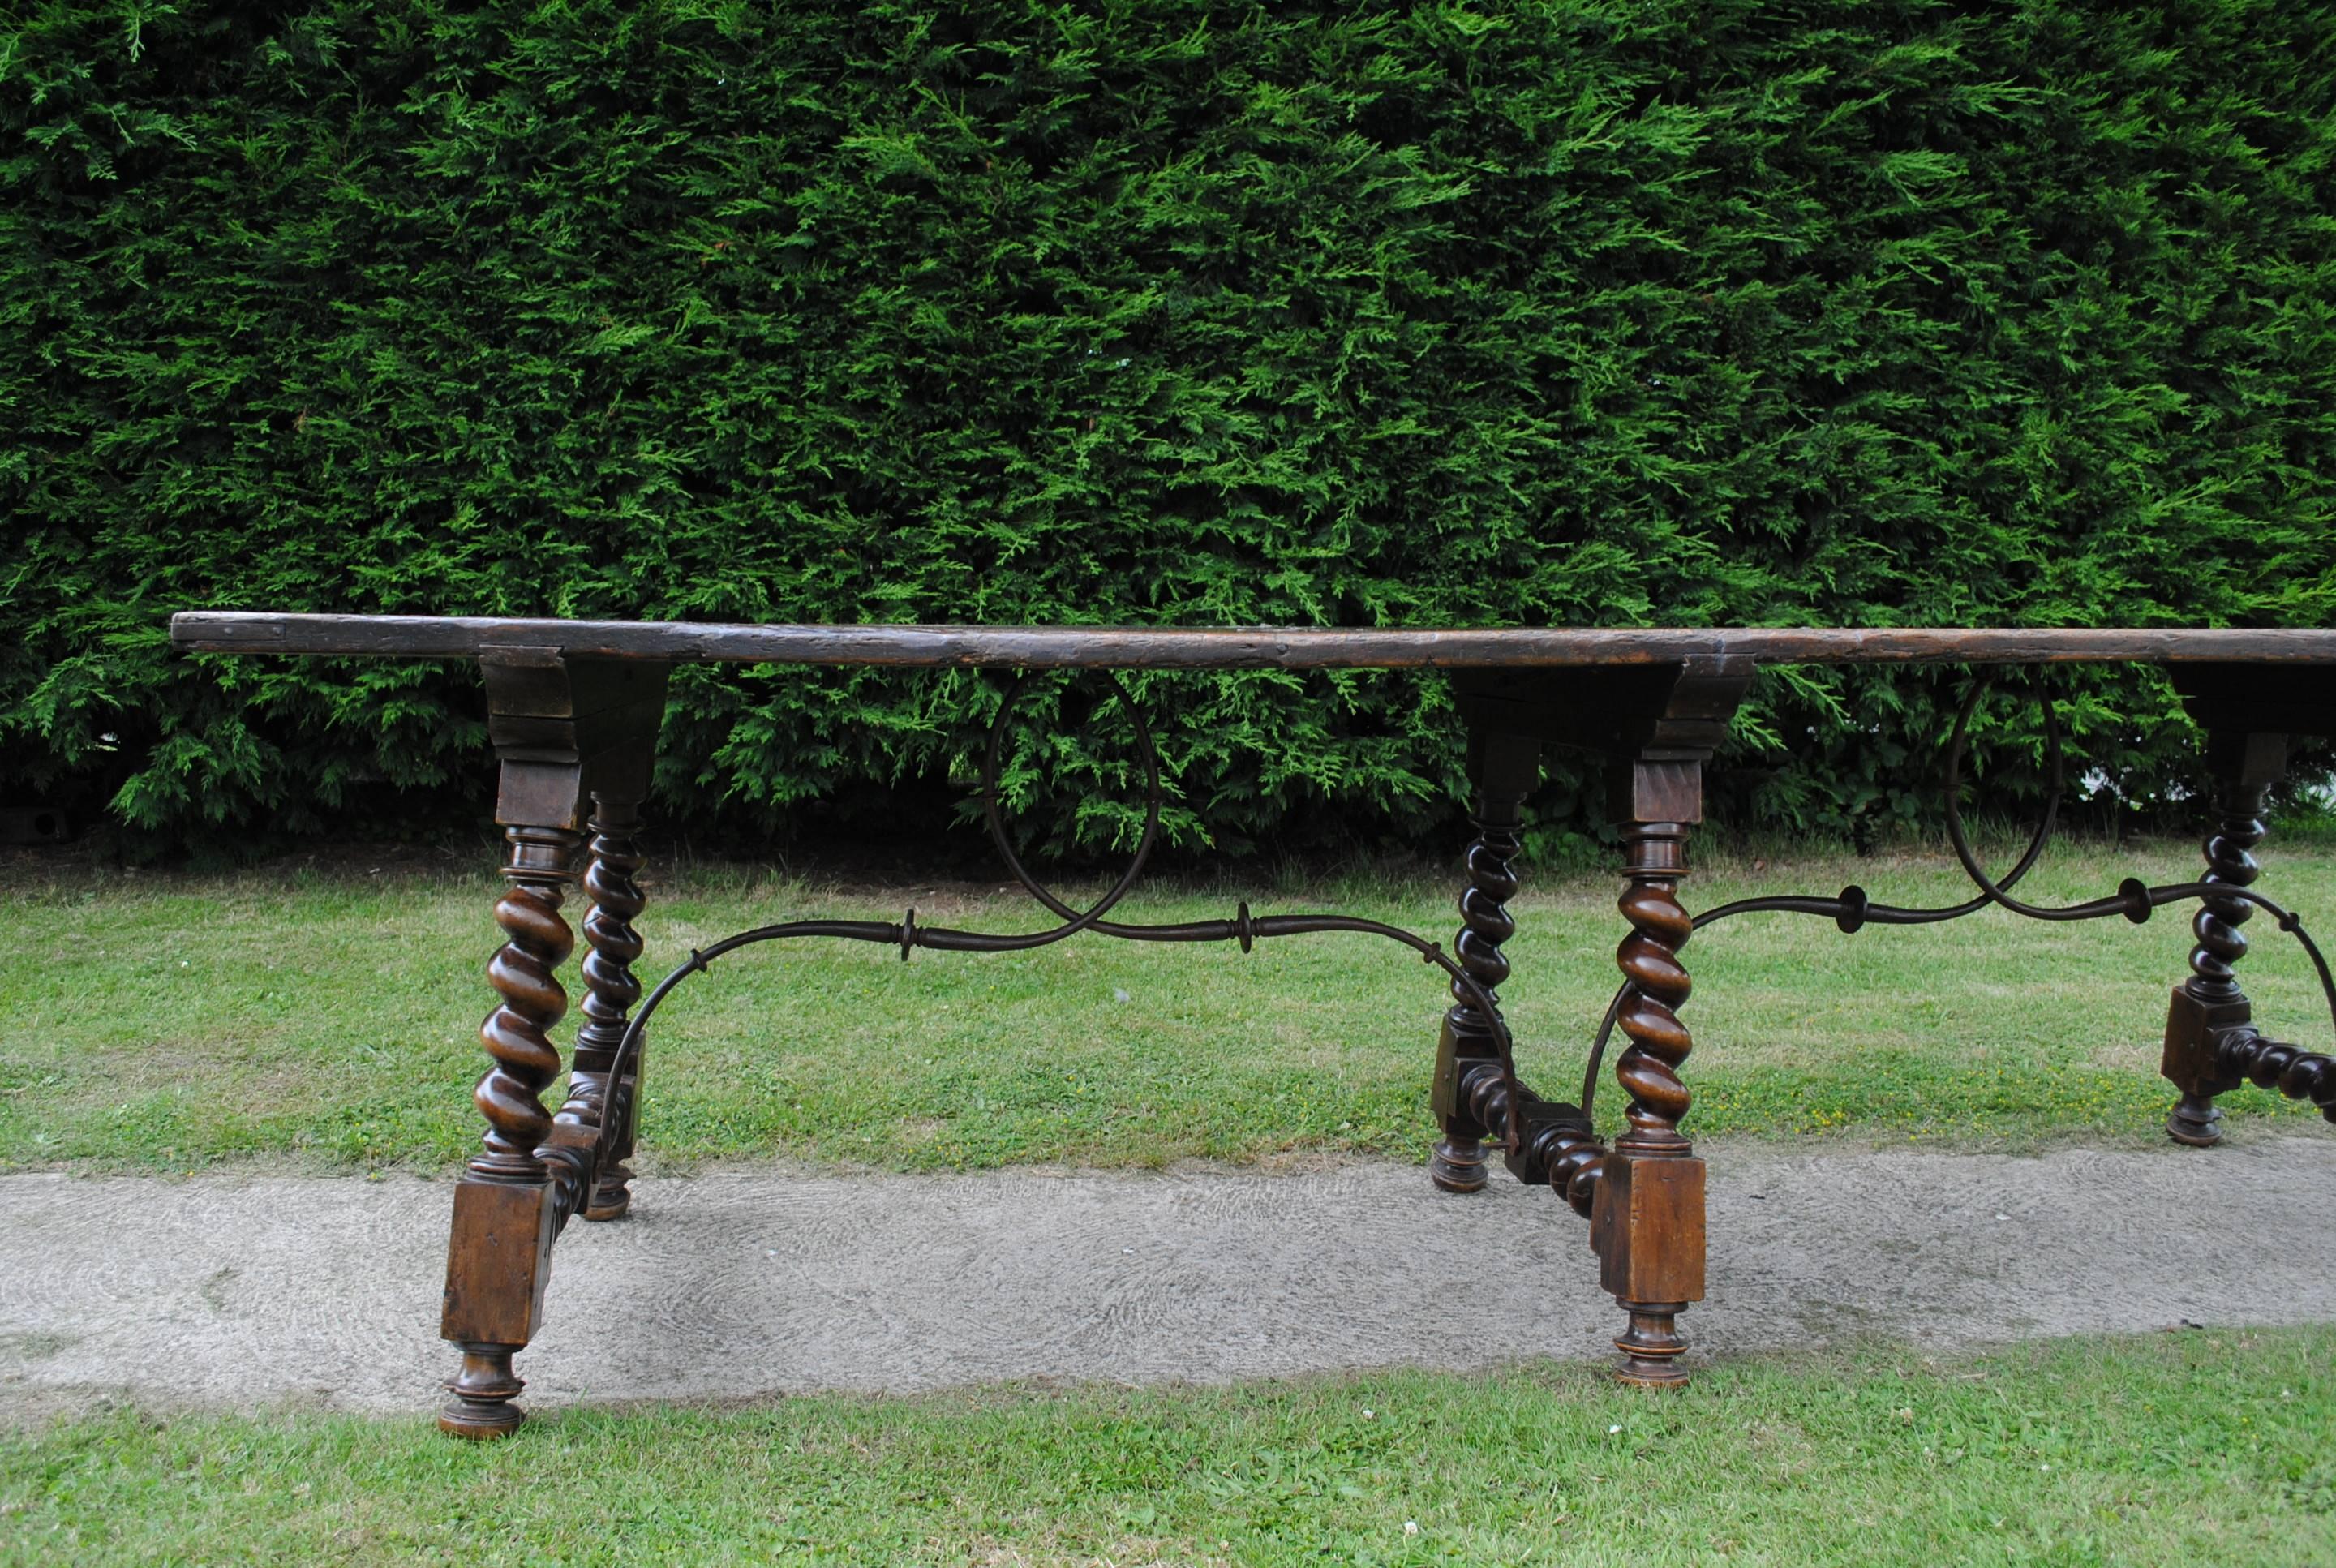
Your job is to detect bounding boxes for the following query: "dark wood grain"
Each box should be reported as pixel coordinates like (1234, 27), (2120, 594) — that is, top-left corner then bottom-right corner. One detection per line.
(168, 612), (2336, 668)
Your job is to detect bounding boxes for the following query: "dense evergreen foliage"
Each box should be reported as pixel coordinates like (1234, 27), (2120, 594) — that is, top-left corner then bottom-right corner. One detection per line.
(6, 2), (2333, 859)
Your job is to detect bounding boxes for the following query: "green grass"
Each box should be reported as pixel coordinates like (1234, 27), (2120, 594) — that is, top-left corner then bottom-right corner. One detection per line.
(3, 1329), (2330, 1566)
(4, 837), (2334, 1174)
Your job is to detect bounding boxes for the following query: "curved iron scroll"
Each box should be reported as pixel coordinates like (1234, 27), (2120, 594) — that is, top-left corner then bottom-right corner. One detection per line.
(550, 673), (1525, 1234)
(1576, 675), (2336, 1116)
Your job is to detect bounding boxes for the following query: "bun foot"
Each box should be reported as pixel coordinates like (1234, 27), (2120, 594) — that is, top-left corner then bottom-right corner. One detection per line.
(2166, 1093), (2224, 1147)
(1613, 1304), (1692, 1387)
(1430, 1135), (1489, 1192)
(440, 1344), (527, 1438)
(582, 1163), (634, 1221)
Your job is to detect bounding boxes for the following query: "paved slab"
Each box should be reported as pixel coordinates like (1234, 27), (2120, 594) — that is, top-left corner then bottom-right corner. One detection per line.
(3, 1137), (2333, 1421)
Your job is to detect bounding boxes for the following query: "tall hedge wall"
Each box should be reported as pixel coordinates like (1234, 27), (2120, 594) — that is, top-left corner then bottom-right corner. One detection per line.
(6, 2), (2334, 860)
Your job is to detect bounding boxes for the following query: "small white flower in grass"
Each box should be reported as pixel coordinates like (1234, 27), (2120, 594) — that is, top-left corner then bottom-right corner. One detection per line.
(1361, 1408), (1374, 1419)
(1403, 1521), (1419, 1537)
(1608, 1424), (1623, 1434)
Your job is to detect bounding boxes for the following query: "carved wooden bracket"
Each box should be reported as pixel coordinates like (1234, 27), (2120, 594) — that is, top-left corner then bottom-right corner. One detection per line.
(481, 647), (671, 830)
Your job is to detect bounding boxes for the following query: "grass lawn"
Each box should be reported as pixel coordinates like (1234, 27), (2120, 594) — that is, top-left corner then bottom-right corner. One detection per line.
(5, 836), (2334, 1174)
(3, 1328), (2330, 1566)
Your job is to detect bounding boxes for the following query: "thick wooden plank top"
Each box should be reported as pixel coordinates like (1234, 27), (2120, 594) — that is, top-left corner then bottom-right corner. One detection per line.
(169, 613), (2336, 669)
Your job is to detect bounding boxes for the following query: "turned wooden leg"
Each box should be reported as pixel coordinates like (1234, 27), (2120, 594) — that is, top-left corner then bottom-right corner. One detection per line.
(1431, 732), (1540, 1192)
(2162, 732), (2286, 1147)
(440, 823), (580, 1438)
(1584, 738), (1728, 1389)
(1595, 803), (1703, 1385)
(562, 796), (650, 1221)
(433, 648), (669, 1437)
(1449, 658), (1749, 1385)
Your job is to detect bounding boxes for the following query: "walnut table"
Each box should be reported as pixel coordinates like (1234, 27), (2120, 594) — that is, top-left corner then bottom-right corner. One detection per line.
(166, 616), (2336, 1436)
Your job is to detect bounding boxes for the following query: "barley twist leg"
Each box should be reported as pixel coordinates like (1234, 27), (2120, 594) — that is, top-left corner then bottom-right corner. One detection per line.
(561, 797), (650, 1220)
(2166, 778), (2269, 1145)
(440, 823), (579, 1438)
(1596, 818), (1704, 1386)
(1431, 732), (1539, 1192)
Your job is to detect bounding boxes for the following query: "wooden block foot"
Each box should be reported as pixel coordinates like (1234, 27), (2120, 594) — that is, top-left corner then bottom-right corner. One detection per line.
(1593, 1152), (1705, 1388)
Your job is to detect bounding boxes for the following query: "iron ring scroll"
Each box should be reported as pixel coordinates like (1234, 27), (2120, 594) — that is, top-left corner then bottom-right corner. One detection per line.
(1574, 672), (2336, 1117)
(565, 671), (1527, 1230)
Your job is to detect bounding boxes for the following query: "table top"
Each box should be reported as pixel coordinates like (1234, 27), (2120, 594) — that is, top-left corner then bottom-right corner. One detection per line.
(168, 613), (2336, 669)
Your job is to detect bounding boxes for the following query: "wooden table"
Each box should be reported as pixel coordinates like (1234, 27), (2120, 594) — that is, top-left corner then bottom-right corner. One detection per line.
(168, 615), (2336, 1437)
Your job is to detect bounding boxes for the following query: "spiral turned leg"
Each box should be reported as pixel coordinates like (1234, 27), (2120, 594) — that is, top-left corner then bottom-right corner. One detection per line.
(560, 797), (650, 1222)
(1614, 827), (1695, 1158)
(2162, 754), (2279, 1147)
(440, 823), (581, 1439)
(472, 829), (578, 1181)
(1431, 812), (1521, 1193)
(1431, 733), (1539, 1193)
(1594, 817), (1705, 1387)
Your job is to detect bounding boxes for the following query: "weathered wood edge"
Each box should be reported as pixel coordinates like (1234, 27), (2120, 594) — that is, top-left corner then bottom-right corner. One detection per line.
(166, 612), (2336, 668)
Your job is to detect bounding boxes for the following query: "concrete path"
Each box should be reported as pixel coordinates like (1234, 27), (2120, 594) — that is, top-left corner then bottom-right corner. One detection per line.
(3, 1137), (2334, 1422)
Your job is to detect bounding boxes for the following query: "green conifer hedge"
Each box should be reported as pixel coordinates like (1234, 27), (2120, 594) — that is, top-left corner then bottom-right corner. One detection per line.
(5, 2), (2333, 859)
